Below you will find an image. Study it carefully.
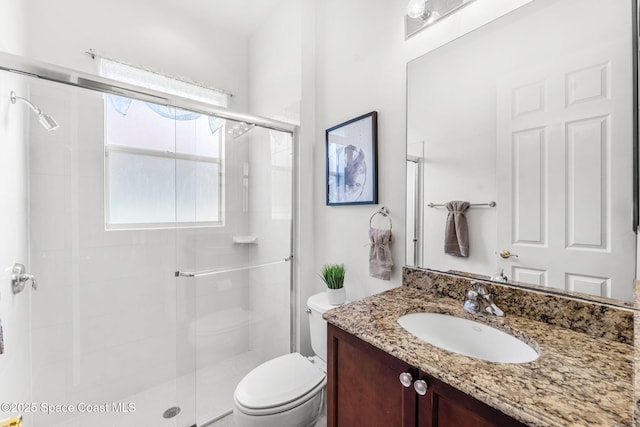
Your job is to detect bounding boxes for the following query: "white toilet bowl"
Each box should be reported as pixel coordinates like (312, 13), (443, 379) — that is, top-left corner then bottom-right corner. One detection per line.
(233, 292), (340, 427)
(233, 353), (326, 427)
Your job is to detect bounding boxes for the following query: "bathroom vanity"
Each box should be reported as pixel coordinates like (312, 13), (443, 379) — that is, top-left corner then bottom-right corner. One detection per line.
(324, 268), (634, 427)
(327, 324), (526, 426)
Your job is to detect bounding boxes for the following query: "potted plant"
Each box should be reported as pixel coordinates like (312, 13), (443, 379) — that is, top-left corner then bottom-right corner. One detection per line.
(320, 263), (346, 305)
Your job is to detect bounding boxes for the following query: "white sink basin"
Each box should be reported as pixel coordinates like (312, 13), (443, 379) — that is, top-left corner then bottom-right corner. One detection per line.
(397, 312), (538, 364)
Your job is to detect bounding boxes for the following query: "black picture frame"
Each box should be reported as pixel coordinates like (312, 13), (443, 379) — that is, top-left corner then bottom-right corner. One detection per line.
(325, 111), (378, 206)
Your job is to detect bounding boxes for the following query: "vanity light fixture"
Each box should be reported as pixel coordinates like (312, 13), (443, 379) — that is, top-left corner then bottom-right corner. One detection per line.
(407, 0), (432, 20)
(405, 0), (476, 40)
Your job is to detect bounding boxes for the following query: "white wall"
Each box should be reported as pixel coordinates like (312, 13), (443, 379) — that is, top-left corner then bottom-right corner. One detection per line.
(0, 0), (31, 423)
(249, 0), (301, 121)
(313, 0), (407, 303)
(25, 0), (250, 112)
(311, 0), (534, 304)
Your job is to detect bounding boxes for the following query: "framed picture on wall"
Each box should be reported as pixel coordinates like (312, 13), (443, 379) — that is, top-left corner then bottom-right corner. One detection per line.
(325, 111), (378, 206)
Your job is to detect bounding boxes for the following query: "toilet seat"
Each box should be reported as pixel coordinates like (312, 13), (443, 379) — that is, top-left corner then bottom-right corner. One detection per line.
(234, 352), (326, 416)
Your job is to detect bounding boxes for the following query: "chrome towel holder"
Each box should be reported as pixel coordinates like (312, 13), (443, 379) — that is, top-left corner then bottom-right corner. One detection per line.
(427, 201), (496, 208)
(370, 206), (392, 230)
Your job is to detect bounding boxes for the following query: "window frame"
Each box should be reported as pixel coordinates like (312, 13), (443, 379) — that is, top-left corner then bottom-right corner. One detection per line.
(100, 60), (228, 230)
(104, 135), (225, 230)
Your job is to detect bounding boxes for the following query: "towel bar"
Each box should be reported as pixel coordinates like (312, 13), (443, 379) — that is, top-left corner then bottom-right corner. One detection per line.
(428, 201), (496, 208)
(175, 256), (292, 278)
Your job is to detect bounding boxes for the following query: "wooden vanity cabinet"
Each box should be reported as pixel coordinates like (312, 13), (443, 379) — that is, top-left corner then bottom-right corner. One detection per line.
(327, 324), (527, 427)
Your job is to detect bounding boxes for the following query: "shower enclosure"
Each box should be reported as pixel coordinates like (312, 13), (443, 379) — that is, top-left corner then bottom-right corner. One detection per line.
(0, 53), (296, 427)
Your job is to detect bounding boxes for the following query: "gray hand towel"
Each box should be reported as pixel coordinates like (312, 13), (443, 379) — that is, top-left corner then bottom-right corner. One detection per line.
(369, 228), (393, 280)
(444, 201), (470, 257)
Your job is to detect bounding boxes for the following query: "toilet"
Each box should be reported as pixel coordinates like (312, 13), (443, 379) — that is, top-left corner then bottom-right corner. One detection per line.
(233, 292), (340, 427)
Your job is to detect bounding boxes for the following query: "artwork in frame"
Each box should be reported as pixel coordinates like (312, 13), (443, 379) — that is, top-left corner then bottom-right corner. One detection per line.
(326, 111), (378, 206)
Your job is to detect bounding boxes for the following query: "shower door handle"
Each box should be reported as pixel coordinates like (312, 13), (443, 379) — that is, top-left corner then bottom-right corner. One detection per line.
(175, 257), (292, 279)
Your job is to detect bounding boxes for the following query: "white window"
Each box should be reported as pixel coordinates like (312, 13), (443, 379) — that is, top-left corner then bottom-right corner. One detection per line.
(101, 60), (229, 228)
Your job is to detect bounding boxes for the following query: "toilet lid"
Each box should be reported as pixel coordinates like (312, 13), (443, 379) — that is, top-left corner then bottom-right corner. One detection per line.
(235, 352), (325, 410)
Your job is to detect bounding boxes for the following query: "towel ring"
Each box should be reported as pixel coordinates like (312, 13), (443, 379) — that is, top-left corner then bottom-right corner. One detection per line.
(369, 207), (392, 230)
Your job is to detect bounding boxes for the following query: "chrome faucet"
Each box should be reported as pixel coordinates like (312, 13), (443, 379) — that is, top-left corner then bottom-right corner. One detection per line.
(490, 268), (508, 283)
(463, 281), (504, 317)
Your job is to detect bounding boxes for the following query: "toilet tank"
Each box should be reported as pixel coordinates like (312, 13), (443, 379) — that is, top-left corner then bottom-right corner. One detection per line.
(307, 292), (346, 362)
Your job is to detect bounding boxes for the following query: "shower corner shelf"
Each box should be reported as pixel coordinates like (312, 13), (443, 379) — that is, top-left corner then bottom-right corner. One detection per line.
(233, 235), (258, 244)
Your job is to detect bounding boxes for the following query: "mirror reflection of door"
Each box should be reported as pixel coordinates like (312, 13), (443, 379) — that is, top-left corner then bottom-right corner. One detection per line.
(406, 0), (638, 303)
(495, 0), (635, 300)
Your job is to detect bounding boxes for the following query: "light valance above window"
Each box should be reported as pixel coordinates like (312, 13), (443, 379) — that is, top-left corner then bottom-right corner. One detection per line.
(100, 58), (229, 106)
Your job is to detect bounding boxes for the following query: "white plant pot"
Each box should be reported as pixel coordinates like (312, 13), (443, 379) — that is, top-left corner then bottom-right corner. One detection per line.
(326, 287), (346, 305)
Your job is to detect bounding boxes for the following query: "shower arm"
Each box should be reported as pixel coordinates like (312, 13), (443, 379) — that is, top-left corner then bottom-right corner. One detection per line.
(10, 90), (59, 131)
(10, 91), (42, 115)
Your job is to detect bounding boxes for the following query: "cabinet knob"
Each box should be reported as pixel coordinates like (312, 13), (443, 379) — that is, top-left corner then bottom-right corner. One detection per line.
(414, 379), (428, 395)
(399, 372), (413, 387)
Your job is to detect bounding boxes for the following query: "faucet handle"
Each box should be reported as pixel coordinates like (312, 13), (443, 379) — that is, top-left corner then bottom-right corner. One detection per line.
(464, 287), (482, 314)
(470, 280), (488, 295)
(489, 304), (505, 317)
(463, 298), (480, 314)
(476, 284), (489, 296)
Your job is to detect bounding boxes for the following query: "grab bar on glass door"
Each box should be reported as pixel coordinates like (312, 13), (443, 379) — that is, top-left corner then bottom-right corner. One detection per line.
(175, 255), (293, 278)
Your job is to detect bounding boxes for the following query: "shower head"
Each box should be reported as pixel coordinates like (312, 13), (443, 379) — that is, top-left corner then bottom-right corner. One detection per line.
(10, 91), (60, 131)
(37, 111), (59, 131)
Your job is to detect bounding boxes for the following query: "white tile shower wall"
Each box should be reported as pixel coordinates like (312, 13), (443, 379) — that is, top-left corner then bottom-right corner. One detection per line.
(249, 263), (291, 361)
(248, 0), (300, 358)
(0, 74), (32, 422)
(175, 131), (254, 376)
(25, 85), (170, 425)
(20, 10), (256, 416)
(26, 80), (252, 425)
(0, 0), (30, 423)
(247, 126), (293, 361)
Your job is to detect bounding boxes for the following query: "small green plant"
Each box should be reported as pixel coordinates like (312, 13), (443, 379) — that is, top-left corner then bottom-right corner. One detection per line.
(320, 263), (345, 289)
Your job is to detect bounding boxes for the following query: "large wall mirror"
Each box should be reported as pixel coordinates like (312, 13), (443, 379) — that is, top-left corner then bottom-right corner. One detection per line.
(406, 0), (638, 304)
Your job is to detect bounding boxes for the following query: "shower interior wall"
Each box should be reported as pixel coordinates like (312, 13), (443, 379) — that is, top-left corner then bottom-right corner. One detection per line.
(24, 77), (291, 426)
(247, 0), (302, 362)
(0, 0), (31, 417)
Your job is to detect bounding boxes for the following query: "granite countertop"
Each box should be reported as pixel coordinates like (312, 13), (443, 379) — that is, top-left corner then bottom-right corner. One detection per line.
(323, 285), (634, 427)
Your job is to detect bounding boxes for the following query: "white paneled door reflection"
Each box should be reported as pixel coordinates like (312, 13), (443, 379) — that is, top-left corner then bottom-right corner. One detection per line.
(496, 0), (635, 301)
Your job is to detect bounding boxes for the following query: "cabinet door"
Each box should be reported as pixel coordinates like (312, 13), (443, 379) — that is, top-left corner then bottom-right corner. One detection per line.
(327, 324), (417, 427)
(419, 372), (527, 427)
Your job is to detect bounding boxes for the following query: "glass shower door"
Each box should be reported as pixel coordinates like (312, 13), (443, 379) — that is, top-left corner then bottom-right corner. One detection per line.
(4, 58), (295, 426)
(24, 78), (184, 427)
(175, 122), (294, 426)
